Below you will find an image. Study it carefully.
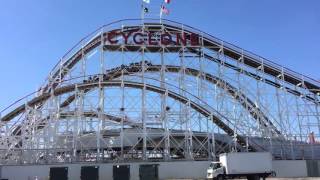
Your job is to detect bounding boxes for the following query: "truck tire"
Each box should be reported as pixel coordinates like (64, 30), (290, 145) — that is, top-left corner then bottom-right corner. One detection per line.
(247, 175), (260, 180)
(217, 175), (224, 180)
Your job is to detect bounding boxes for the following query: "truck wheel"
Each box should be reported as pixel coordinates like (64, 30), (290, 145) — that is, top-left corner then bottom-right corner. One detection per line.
(254, 175), (260, 180)
(247, 175), (260, 180)
(217, 175), (224, 180)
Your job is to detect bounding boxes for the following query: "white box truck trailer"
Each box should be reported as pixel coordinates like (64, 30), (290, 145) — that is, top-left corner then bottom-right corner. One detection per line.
(207, 152), (275, 180)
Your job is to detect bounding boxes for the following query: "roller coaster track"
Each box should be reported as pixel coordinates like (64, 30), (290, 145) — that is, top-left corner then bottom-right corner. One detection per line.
(12, 21), (314, 133)
(80, 64), (283, 136)
(3, 19), (319, 143)
(11, 112), (135, 136)
(2, 19), (319, 157)
(1, 63), (282, 137)
(42, 21), (319, 103)
(1, 80), (256, 151)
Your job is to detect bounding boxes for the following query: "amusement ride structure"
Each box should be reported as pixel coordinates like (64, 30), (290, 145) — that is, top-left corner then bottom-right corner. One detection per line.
(0, 19), (319, 165)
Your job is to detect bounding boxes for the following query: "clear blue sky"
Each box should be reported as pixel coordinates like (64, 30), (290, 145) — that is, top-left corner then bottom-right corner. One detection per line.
(0, 0), (319, 110)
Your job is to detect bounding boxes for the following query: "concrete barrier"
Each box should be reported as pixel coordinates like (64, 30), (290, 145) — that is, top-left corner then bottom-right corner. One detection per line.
(1, 160), (319, 180)
(272, 160), (308, 178)
(158, 161), (211, 179)
(1, 161), (211, 180)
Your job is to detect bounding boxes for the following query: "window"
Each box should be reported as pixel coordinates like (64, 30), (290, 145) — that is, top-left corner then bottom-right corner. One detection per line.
(210, 163), (221, 169)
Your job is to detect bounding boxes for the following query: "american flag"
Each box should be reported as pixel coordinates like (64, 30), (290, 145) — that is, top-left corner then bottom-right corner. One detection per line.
(161, 5), (169, 15)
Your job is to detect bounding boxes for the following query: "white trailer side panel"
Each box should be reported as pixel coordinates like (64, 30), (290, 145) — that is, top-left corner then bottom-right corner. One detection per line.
(220, 152), (272, 175)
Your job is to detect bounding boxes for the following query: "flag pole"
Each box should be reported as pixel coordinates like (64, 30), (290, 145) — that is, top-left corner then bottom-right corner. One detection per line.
(141, 2), (145, 37)
(141, 1), (145, 23)
(160, 3), (163, 24)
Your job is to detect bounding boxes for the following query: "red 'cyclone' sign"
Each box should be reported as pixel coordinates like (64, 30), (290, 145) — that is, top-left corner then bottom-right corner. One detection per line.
(105, 30), (200, 46)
